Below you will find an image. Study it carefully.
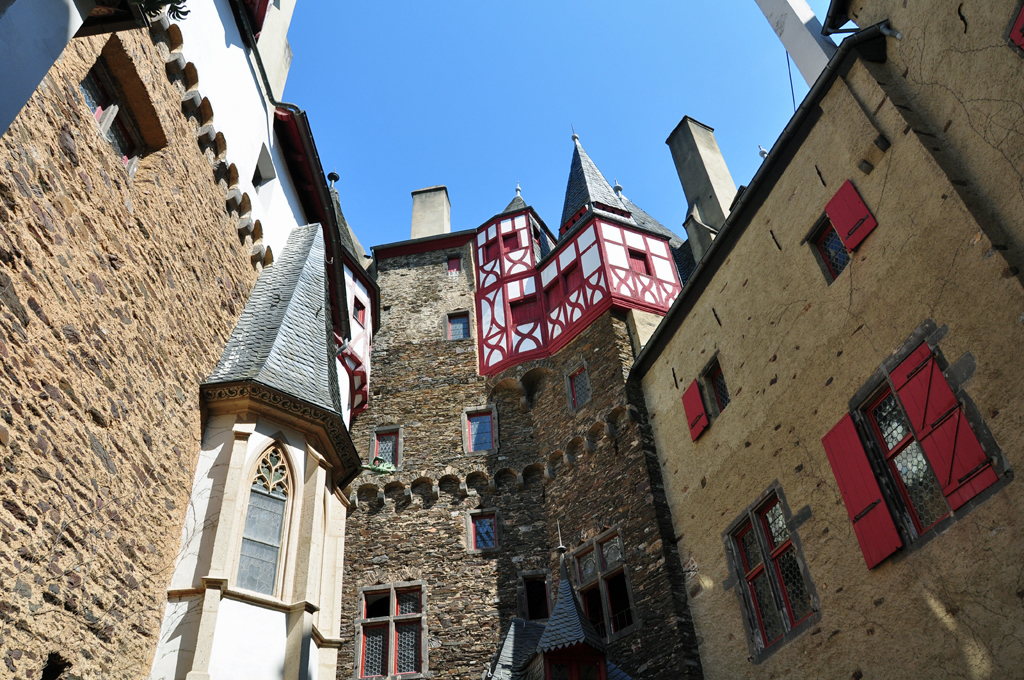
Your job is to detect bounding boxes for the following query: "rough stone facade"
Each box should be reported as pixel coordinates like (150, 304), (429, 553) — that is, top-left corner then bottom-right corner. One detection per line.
(0, 27), (258, 680)
(340, 239), (701, 678)
(639, 55), (1024, 679)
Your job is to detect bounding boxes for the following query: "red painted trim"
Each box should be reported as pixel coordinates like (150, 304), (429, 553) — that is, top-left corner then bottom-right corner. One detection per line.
(375, 232), (476, 260)
(1013, 5), (1024, 49)
(273, 109), (330, 228)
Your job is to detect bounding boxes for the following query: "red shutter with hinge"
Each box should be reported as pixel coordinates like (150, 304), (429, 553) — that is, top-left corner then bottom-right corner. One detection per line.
(682, 380), (708, 441)
(822, 414), (902, 569)
(825, 180), (878, 251)
(891, 344), (998, 510)
(1012, 6), (1024, 49)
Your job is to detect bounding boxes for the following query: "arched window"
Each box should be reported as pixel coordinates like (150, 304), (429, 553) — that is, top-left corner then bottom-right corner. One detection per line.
(237, 447), (289, 596)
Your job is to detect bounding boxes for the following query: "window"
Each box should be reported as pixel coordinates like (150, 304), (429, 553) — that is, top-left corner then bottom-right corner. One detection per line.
(730, 492), (815, 656)
(545, 280), (564, 309)
(237, 447), (289, 596)
(358, 582), (426, 678)
(628, 249), (650, 276)
(447, 312), (470, 340)
(503, 232), (520, 252)
(354, 299), (367, 327)
(467, 412), (493, 451)
(484, 240), (499, 264)
(821, 339), (1003, 569)
(519, 572), (551, 620)
(373, 429), (399, 467)
(563, 263), (583, 294)
(572, 530), (637, 641)
(510, 296), (541, 326)
(80, 64), (140, 166)
(568, 365), (591, 411)
(707, 360), (730, 412)
(467, 508), (501, 553)
(816, 221), (850, 281)
(447, 255), (461, 273)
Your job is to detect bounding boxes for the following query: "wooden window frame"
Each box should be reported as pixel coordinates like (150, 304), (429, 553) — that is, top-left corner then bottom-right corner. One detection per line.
(724, 484), (818, 664)
(354, 298), (367, 327)
(371, 427), (402, 469)
(570, 528), (640, 643)
(446, 254), (462, 273)
(814, 220), (851, 282)
(355, 581), (428, 679)
(544, 279), (564, 309)
(517, 569), (552, 621)
(510, 295), (541, 326)
(565, 362), (591, 413)
(705, 360), (730, 414)
(466, 507), (502, 554)
(484, 239), (499, 264)
(446, 311), (470, 341)
(562, 262), (583, 295)
(502, 231), (520, 253)
(627, 249), (651, 276)
(461, 404), (498, 453)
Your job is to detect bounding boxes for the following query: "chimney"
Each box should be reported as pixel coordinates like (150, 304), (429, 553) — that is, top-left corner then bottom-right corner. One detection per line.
(754, 0), (837, 87)
(666, 117), (737, 262)
(410, 186), (451, 239)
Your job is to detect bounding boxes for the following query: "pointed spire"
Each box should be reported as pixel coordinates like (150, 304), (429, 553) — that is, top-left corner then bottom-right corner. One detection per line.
(536, 540), (606, 654)
(503, 182), (527, 213)
(560, 135), (623, 230)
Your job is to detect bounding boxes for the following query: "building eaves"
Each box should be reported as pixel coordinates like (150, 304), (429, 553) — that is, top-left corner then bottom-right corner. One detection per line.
(371, 228), (478, 261)
(630, 23), (889, 382)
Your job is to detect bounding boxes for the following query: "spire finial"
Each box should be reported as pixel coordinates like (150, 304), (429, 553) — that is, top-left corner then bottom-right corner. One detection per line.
(613, 178), (623, 196)
(328, 170), (340, 188)
(571, 124), (579, 142)
(556, 520), (567, 554)
(515, 182), (521, 197)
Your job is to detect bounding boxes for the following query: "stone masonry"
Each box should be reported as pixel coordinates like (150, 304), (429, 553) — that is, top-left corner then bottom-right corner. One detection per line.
(0, 27), (258, 680)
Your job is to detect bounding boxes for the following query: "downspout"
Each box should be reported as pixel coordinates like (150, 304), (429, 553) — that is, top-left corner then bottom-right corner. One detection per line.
(229, 0), (351, 341)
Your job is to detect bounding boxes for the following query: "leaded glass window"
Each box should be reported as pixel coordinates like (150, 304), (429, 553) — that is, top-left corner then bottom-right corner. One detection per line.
(468, 412), (493, 451)
(473, 514), (496, 550)
(375, 432), (397, 466)
(570, 367), (591, 410)
(818, 223), (851, 281)
(237, 448), (289, 596)
(362, 626), (387, 677)
(359, 584), (426, 677)
(448, 313), (469, 340)
(572, 531), (637, 641)
(396, 623), (420, 674)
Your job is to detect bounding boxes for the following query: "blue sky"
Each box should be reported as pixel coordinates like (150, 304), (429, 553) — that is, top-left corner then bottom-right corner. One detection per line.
(283, 1), (834, 249)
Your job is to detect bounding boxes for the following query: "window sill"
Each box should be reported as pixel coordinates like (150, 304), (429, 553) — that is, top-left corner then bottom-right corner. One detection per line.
(467, 545), (501, 556)
(605, 619), (642, 645)
(749, 610), (820, 665)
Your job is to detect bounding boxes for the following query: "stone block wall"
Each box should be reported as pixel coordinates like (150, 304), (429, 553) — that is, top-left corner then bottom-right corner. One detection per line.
(0, 27), (258, 680)
(340, 236), (701, 679)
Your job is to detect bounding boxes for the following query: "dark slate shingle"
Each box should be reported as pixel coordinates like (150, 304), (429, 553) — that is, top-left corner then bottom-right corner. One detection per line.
(537, 553), (606, 654)
(560, 138), (624, 229)
(204, 224), (340, 414)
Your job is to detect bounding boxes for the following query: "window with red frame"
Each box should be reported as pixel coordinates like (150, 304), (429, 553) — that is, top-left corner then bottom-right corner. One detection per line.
(733, 495), (814, 652)
(510, 296), (541, 326)
(569, 366), (591, 410)
(503, 232), (521, 252)
(467, 411), (493, 451)
(563, 263), (583, 294)
(374, 431), (397, 467)
(471, 513), (497, 550)
(447, 255), (461, 273)
(866, 390), (949, 535)
(353, 299), (366, 326)
(816, 220), (851, 282)
(706, 360), (730, 413)
(545, 280), (564, 309)
(359, 585), (425, 677)
(484, 240), (499, 264)
(80, 64), (140, 165)
(628, 249), (650, 276)
(447, 312), (470, 340)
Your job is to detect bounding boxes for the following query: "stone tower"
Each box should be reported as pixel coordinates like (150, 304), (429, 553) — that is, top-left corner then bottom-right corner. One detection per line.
(339, 138), (704, 679)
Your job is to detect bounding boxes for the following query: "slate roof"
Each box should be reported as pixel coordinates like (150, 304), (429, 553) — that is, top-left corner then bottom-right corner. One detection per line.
(504, 194), (527, 213)
(330, 186), (371, 272)
(204, 224), (342, 414)
(490, 620), (546, 680)
(538, 553), (606, 653)
(560, 137), (623, 228)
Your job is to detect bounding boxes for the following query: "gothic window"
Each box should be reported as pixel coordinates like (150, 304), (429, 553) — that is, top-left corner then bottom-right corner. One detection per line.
(572, 530), (638, 641)
(358, 582), (427, 678)
(237, 447), (289, 596)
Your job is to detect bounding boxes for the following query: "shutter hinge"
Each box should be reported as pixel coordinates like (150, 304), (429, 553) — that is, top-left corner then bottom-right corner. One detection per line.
(846, 216), (868, 238)
(853, 499), (881, 523)
(957, 460), (991, 485)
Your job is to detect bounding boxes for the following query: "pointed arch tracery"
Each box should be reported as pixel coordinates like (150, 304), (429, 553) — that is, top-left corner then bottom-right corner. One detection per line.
(237, 446), (291, 596)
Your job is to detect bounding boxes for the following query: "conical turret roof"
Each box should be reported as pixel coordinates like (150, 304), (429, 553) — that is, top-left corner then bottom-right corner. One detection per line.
(536, 551), (606, 654)
(560, 136), (624, 228)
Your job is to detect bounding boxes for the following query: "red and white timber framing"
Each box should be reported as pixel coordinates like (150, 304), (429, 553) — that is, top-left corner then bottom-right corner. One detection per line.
(475, 208), (682, 375)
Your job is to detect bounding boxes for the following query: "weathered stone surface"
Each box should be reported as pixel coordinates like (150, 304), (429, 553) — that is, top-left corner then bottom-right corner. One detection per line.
(0, 28), (256, 680)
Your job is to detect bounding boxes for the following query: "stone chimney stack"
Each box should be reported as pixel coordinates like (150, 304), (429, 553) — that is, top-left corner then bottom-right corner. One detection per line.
(666, 117), (737, 262)
(754, 0), (837, 87)
(410, 186), (451, 240)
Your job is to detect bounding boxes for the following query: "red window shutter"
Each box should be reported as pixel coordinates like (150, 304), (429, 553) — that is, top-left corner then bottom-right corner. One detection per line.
(892, 344), (998, 510)
(628, 250), (650, 275)
(447, 255), (461, 272)
(485, 241), (499, 263)
(682, 380), (708, 441)
(825, 180), (878, 251)
(822, 414), (902, 568)
(564, 264), (583, 293)
(1012, 6), (1024, 49)
(510, 297), (540, 325)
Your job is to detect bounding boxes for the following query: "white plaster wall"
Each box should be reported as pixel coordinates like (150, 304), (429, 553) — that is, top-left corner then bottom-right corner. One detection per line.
(174, 0), (307, 259)
(208, 598), (288, 680)
(337, 358), (352, 427)
(307, 641), (319, 680)
(0, 0), (94, 136)
(257, 0), (297, 100)
(150, 597), (202, 680)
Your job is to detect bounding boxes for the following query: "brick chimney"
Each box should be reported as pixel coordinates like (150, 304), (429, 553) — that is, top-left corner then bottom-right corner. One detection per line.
(666, 117), (737, 262)
(410, 186), (451, 239)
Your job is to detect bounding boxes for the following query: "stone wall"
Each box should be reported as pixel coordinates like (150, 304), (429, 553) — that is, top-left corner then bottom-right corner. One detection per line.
(340, 239), (701, 678)
(0, 27), (258, 679)
(640, 57), (1024, 679)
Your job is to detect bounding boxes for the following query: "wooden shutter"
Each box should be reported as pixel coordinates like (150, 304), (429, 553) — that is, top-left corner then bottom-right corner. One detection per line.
(510, 297), (540, 325)
(825, 180), (878, 251)
(1012, 6), (1024, 50)
(485, 241), (499, 263)
(891, 344), (998, 510)
(682, 380), (709, 441)
(821, 414), (902, 568)
(628, 250), (650, 275)
(564, 264), (583, 293)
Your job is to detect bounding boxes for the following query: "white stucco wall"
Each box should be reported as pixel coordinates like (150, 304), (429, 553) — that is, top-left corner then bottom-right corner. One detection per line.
(150, 597), (202, 680)
(174, 0), (306, 260)
(208, 598), (288, 679)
